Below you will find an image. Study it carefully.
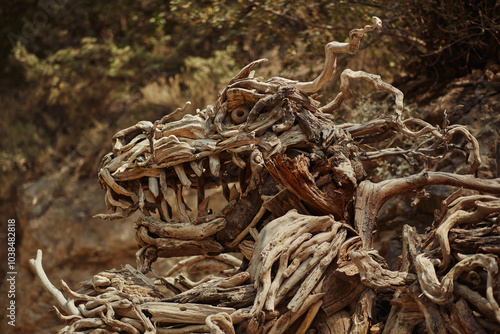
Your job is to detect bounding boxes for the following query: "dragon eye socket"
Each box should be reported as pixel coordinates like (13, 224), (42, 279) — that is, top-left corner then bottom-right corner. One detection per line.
(231, 106), (250, 124)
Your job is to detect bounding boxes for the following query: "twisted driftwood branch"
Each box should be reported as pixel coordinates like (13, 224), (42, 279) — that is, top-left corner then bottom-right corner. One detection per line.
(29, 250), (81, 317)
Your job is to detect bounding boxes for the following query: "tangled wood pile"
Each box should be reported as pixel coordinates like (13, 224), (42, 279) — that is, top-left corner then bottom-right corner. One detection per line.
(32, 17), (500, 333)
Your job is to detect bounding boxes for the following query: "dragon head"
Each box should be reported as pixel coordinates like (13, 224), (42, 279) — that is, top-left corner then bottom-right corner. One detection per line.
(96, 18), (386, 271)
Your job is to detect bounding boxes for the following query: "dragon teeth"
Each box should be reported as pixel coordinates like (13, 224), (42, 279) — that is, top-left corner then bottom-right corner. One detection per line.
(159, 169), (168, 198)
(160, 199), (171, 221)
(174, 164), (192, 188)
(175, 185), (190, 222)
(148, 177), (160, 198)
(209, 155), (221, 177)
(198, 196), (210, 217)
(229, 184), (240, 202)
(144, 188), (156, 204)
(105, 186), (130, 210)
(232, 154), (246, 169)
(100, 167), (133, 197)
(190, 160), (204, 177)
(138, 185), (145, 210)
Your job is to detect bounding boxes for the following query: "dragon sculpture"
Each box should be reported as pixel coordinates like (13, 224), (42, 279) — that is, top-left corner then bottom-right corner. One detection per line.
(31, 17), (500, 334)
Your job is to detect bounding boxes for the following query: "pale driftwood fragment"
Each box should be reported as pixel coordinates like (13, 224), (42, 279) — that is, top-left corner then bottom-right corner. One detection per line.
(148, 177), (160, 198)
(275, 256), (317, 306)
(164, 255), (207, 277)
(247, 211), (338, 317)
(174, 163), (192, 188)
(295, 299), (323, 334)
(29, 249), (81, 316)
(164, 272), (253, 305)
(209, 154), (221, 177)
(228, 77), (278, 94)
(321, 68), (403, 117)
(290, 231), (334, 260)
(113, 120), (153, 151)
(190, 159), (204, 177)
(435, 196), (500, 270)
(139, 302), (235, 324)
(349, 289), (375, 334)
(292, 17), (381, 94)
(157, 324), (209, 334)
(58, 317), (105, 333)
(100, 167), (133, 197)
(248, 210), (336, 279)
(121, 317), (146, 333)
(226, 58), (268, 85)
(157, 101), (192, 125)
(159, 114), (207, 139)
(136, 226), (224, 257)
(137, 216), (227, 240)
(99, 307), (141, 334)
(350, 250), (416, 289)
(287, 229), (346, 313)
(264, 232), (314, 311)
(414, 252), (499, 316)
(268, 293), (325, 334)
(206, 312), (236, 334)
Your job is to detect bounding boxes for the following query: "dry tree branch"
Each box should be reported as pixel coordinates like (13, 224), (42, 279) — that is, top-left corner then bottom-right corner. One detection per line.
(29, 249), (81, 316)
(350, 250), (417, 289)
(320, 68), (403, 115)
(292, 17), (382, 94)
(355, 171), (500, 249)
(435, 197), (500, 270)
(321, 67), (481, 174)
(414, 253), (499, 313)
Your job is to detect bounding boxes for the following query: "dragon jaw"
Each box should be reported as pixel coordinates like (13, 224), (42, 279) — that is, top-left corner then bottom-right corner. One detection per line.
(96, 66), (363, 262)
(95, 18), (385, 267)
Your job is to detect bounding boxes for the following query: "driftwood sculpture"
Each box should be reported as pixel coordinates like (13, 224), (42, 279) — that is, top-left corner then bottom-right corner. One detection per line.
(31, 17), (500, 333)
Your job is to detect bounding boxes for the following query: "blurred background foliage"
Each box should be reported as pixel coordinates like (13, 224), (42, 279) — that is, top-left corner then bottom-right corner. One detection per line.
(0, 0), (498, 213)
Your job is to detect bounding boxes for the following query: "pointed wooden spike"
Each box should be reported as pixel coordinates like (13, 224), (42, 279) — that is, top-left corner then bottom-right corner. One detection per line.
(198, 197), (210, 218)
(148, 177), (160, 198)
(209, 155), (221, 178)
(190, 160), (204, 178)
(174, 164), (192, 188)
(229, 185), (240, 202)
